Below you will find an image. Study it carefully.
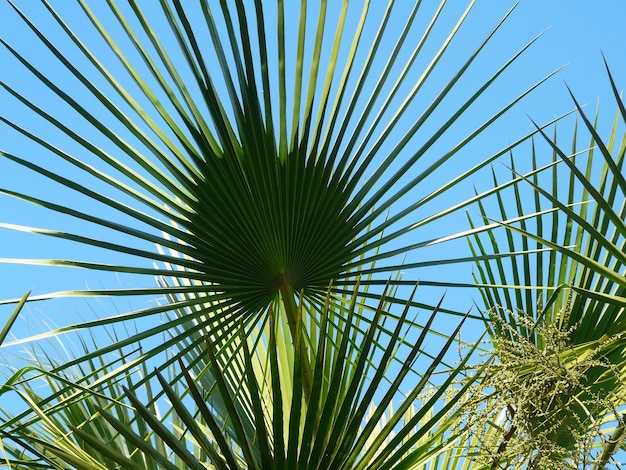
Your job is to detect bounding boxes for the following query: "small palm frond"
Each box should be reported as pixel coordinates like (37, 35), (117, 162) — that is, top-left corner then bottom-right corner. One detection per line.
(468, 59), (626, 462)
(471, 57), (625, 339)
(0, 334), (155, 469)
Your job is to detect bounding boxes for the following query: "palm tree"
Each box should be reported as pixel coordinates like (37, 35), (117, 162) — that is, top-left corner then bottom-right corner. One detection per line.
(0, 0), (598, 467)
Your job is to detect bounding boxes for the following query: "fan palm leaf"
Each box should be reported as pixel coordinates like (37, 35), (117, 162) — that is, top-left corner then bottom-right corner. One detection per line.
(0, 0), (553, 348)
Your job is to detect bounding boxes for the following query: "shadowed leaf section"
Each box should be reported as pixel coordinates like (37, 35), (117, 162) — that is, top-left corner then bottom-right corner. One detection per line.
(186, 139), (355, 312)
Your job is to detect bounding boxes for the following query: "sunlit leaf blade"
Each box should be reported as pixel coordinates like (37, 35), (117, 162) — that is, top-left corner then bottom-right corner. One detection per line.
(0, 291), (28, 346)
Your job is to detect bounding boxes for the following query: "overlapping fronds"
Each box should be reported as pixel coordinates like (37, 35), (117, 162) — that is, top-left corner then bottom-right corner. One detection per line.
(0, 285), (482, 469)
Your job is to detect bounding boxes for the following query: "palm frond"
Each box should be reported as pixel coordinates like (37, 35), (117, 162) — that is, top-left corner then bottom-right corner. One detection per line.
(469, 60), (626, 463)
(1, 1), (551, 349)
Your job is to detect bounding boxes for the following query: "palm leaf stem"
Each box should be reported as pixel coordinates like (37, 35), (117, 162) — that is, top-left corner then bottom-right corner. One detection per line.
(279, 285), (313, 403)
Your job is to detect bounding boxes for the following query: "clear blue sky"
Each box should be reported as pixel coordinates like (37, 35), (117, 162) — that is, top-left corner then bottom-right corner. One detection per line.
(0, 0), (625, 329)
